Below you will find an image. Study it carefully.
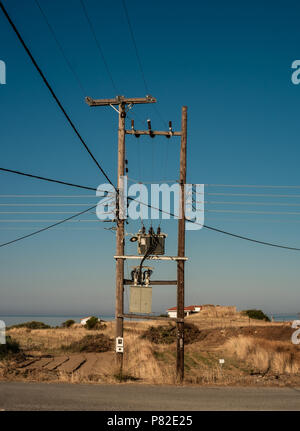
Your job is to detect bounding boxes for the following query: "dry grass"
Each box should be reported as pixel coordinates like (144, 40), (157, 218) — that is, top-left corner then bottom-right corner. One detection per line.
(187, 311), (289, 330)
(4, 315), (300, 386)
(121, 322), (176, 384)
(7, 321), (117, 353)
(224, 335), (300, 375)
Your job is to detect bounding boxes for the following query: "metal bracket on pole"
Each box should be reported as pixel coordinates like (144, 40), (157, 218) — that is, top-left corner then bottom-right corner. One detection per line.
(109, 104), (120, 114)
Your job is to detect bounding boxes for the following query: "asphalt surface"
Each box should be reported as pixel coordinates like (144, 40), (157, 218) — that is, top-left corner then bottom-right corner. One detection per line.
(0, 382), (300, 410)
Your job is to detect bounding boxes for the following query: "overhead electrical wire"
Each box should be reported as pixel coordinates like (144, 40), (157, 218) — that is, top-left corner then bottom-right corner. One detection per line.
(126, 197), (300, 252)
(121, 0), (149, 94)
(0, 227), (111, 231)
(198, 191), (300, 198)
(0, 203), (99, 206)
(0, 205), (96, 248)
(0, 212), (99, 214)
(1, 166), (300, 251)
(121, 0), (167, 128)
(34, 0), (87, 95)
(0, 1), (114, 187)
(0, 195), (97, 198)
(79, 0), (118, 93)
(1, 3), (300, 252)
(201, 224), (300, 251)
(0, 219), (105, 222)
(0, 167), (97, 192)
(205, 184), (300, 189)
(203, 201), (300, 207)
(205, 209), (300, 215)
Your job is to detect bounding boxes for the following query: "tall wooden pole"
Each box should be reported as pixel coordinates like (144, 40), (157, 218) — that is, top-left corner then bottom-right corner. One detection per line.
(115, 102), (126, 374)
(176, 106), (187, 382)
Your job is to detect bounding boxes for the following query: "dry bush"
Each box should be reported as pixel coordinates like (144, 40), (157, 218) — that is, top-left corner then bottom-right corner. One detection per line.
(7, 327), (109, 352)
(224, 335), (300, 375)
(62, 334), (113, 353)
(141, 323), (201, 345)
(122, 332), (175, 384)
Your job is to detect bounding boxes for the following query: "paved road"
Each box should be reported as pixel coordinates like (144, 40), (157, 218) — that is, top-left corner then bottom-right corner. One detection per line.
(0, 382), (300, 410)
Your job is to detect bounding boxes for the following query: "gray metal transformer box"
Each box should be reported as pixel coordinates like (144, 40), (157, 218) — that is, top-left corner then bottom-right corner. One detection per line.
(129, 285), (152, 314)
(137, 234), (166, 255)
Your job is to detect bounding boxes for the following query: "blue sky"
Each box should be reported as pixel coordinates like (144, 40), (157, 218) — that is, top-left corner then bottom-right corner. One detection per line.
(1, 0), (300, 316)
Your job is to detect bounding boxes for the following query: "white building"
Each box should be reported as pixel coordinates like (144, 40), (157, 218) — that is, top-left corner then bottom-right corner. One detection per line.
(166, 305), (202, 318)
(80, 316), (100, 325)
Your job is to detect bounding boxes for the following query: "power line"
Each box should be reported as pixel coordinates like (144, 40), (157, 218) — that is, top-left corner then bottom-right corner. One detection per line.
(0, 203), (98, 206)
(0, 220), (109, 222)
(79, 0), (118, 93)
(34, 0), (86, 95)
(203, 217), (300, 224)
(0, 195), (97, 198)
(205, 209), (300, 215)
(0, 167), (97, 191)
(126, 196), (300, 252)
(121, 0), (167, 128)
(201, 224), (300, 251)
(2, 165), (300, 251)
(205, 184), (300, 189)
(121, 0), (149, 94)
(204, 200), (300, 207)
(0, 1), (114, 187)
(0, 212), (95, 214)
(0, 205), (97, 247)
(3, 3), (298, 252)
(201, 192), (300, 198)
(0, 227), (110, 230)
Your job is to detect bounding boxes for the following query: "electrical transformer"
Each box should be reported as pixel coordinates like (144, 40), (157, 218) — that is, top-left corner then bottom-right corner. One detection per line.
(129, 285), (152, 314)
(137, 231), (167, 256)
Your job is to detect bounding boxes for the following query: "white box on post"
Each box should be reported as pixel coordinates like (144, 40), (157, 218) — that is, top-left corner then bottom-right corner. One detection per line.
(116, 336), (124, 353)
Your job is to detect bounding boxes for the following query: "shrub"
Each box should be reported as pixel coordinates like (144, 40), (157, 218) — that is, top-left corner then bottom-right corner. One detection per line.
(62, 334), (112, 353)
(242, 309), (270, 322)
(0, 336), (20, 358)
(114, 372), (139, 382)
(9, 321), (51, 329)
(141, 323), (201, 345)
(61, 319), (75, 328)
(85, 316), (104, 330)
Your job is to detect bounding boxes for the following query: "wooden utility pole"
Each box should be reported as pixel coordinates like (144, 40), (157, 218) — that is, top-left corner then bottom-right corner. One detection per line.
(86, 96), (188, 381)
(85, 95), (156, 375)
(177, 106), (187, 382)
(115, 101), (126, 373)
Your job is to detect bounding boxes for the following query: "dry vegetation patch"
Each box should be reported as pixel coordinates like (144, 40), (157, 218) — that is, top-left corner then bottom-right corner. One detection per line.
(62, 334), (113, 353)
(141, 323), (201, 345)
(3, 317), (300, 386)
(224, 335), (300, 375)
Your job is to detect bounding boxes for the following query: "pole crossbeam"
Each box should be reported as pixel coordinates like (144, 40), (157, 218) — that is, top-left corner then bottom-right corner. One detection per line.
(85, 95), (156, 106)
(125, 130), (181, 137)
(114, 255), (188, 261)
(124, 279), (177, 286)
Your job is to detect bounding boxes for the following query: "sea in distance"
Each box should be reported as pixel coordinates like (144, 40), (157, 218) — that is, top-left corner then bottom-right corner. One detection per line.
(0, 315), (115, 328)
(0, 313), (299, 328)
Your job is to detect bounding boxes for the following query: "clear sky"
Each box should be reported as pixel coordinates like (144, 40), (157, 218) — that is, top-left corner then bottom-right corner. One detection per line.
(1, 0), (300, 316)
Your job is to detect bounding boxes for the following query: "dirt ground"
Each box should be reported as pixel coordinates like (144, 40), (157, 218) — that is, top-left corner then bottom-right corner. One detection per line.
(1, 313), (299, 386)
